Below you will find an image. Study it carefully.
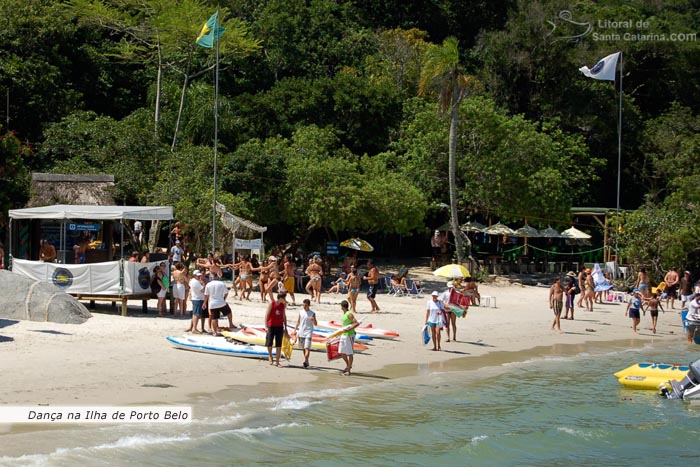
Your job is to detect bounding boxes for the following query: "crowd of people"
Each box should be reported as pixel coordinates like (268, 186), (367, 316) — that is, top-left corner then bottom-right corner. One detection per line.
(548, 265), (700, 337)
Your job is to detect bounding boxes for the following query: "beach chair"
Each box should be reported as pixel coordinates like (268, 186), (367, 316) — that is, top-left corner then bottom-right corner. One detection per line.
(385, 276), (401, 296)
(652, 281), (667, 295)
(405, 279), (424, 298)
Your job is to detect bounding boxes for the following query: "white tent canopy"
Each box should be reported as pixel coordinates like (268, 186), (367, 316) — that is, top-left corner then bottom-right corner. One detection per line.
(9, 204), (173, 221)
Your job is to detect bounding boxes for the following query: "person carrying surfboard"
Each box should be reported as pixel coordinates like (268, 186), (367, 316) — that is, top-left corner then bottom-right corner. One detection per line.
(265, 292), (289, 367)
(338, 300), (360, 376)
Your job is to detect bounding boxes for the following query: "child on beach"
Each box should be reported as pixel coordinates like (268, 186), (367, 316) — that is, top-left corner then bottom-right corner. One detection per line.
(549, 277), (564, 333)
(626, 289), (642, 334)
(646, 292), (664, 334)
(327, 272), (348, 294)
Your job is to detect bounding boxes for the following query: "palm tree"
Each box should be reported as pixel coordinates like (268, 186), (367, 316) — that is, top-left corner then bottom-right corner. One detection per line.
(419, 37), (476, 264)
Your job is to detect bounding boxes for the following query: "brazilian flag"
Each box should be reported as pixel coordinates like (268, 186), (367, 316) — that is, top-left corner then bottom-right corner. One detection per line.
(196, 12), (225, 48)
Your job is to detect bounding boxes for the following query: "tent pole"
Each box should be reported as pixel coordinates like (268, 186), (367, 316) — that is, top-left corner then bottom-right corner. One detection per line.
(8, 218), (12, 268)
(120, 219), (124, 259)
(60, 220), (65, 263)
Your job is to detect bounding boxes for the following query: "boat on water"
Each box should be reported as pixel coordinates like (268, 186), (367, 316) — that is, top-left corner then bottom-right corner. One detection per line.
(315, 320), (399, 340)
(167, 335), (272, 359)
(614, 362), (689, 390)
(660, 358), (700, 401)
(685, 316), (700, 345)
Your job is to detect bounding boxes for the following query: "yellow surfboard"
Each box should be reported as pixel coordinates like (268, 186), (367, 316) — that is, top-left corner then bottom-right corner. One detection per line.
(281, 332), (293, 360)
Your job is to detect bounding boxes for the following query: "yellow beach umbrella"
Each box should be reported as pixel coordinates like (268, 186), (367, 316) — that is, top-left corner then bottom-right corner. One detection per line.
(340, 237), (374, 252)
(433, 264), (470, 278)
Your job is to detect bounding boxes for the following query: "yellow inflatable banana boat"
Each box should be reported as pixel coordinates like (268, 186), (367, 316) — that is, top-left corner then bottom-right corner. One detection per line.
(614, 362), (690, 390)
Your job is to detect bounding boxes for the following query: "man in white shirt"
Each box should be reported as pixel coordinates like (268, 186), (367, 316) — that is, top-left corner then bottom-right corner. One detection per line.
(186, 270), (207, 334)
(204, 277), (232, 336)
(170, 239), (184, 264)
(133, 220), (143, 245)
(294, 298), (318, 368)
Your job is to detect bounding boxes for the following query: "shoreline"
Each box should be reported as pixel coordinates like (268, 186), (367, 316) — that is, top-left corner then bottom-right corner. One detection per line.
(0, 278), (688, 411)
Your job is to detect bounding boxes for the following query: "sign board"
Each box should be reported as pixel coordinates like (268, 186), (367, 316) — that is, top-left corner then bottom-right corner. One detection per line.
(67, 223), (100, 232)
(326, 241), (339, 255)
(234, 238), (262, 250)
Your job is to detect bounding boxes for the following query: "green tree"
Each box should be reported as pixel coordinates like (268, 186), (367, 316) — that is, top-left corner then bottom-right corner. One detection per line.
(390, 96), (602, 224)
(0, 130), (31, 231)
(38, 110), (166, 204)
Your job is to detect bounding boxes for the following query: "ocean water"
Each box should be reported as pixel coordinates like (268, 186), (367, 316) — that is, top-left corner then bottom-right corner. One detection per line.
(2, 340), (699, 467)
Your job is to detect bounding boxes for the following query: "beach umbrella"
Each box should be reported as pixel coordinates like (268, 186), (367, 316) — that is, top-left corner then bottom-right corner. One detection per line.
(514, 224), (540, 255)
(340, 237), (374, 252)
(483, 222), (515, 236)
(460, 220), (486, 232)
(433, 264), (470, 278)
(513, 224), (540, 237)
(539, 226), (562, 238)
(483, 222), (515, 253)
(560, 226), (591, 239)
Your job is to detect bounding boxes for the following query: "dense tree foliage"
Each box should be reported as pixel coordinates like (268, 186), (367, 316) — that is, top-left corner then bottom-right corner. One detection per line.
(1, 0), (699, 265)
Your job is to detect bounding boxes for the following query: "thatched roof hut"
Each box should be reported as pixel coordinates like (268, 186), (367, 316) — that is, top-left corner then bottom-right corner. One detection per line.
(29, 173), (115, 207)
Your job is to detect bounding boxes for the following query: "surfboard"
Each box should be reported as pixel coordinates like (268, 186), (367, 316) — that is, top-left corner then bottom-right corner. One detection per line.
(281, 332), (293, 360)
(326, 318), (366, 340)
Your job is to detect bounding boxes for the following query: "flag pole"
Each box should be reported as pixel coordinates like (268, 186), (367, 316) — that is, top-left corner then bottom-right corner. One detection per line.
(212, 8), (220, 255)
(614, 52), (622, 265)
(616, 52), (622, 214)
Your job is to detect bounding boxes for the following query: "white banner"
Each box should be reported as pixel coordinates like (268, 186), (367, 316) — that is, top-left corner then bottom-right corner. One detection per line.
(124, 261), (164, 294)
(11, 259), (167, 295)
(12, 259), (121, 294)
(234, 238), (262, 250)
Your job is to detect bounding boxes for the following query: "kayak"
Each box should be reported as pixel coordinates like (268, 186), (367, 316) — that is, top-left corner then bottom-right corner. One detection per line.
(223, 328), (369, 353)
(167, 335), (272, 359)
(614, 362), (690, 390)
(316, 320), (399, 340)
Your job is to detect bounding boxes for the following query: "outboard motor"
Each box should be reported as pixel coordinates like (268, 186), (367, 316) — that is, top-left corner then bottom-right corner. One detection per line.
(661, 358), (700, 399)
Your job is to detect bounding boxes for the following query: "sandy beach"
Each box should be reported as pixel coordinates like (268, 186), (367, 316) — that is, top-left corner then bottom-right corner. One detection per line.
(0, 265), (684, 409)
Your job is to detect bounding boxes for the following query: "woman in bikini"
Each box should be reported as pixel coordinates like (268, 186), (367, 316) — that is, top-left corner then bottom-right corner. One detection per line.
(238, 255), (254, 301)
(254, 259), (271, 302)
(346, 265), (361, 313)
(171, 262), (189, 317)
(266, 256), (281, 302)
(305, 257), (323, 304)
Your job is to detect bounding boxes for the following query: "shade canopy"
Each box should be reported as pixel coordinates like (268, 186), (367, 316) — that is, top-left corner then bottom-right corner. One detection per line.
(513, 224), (540, 238)
(8, 204), (173, 221)
(216, 201), (266, 238)
(560, 226), (592, 239)
(483, 222), (515, 236)
(538, 226), (562, 238)
(340, 237), (374, 252)
(461, 220), (486, 232)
